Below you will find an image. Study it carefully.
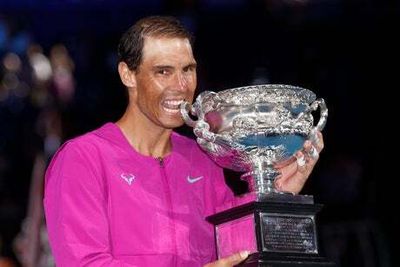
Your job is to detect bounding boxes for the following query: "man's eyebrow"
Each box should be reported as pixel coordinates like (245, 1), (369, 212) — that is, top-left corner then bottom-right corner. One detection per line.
(153, 65), (174, 70)
(185, 62), (197, 69)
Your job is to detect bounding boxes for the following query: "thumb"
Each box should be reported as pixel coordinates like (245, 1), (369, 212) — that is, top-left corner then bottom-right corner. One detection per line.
(220, 251), (250, 266)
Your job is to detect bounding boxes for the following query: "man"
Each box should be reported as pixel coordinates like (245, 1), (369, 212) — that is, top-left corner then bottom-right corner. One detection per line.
(44, 16), (324, 267)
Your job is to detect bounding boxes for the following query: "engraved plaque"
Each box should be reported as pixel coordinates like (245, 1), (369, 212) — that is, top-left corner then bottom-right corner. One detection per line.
(260, 213), (318, 254)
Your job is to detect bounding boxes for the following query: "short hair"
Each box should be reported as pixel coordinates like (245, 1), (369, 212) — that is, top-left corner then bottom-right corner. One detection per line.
(117, 16), (194, 71)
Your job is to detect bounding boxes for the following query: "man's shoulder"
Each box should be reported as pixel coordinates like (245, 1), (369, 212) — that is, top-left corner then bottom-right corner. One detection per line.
(57, 122), (117, 155)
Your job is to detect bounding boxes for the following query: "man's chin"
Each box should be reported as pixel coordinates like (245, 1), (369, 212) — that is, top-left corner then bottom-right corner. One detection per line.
(162, 119), (185, 130)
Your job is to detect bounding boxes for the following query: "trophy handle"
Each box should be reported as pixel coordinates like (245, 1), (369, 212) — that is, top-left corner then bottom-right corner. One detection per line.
(180, 101), (197, 127)
(180, 100), (233, 148)
(180, 91), (226, 143)
(180, 91), (242, 158)
(180, 91), (218, 127)
(311, 98), (328, 131)
(309, 98), (328, 142)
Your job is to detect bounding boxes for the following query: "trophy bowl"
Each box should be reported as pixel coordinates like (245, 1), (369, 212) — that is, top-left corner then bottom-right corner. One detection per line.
(181, 84), (328, 197)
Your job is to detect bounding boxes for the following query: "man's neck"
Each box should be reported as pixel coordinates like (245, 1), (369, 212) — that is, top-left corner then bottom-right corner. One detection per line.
(116, 112), (173, 159)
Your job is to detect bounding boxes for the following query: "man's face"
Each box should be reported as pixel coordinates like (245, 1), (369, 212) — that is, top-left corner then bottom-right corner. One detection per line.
(132, 36), (197, 130)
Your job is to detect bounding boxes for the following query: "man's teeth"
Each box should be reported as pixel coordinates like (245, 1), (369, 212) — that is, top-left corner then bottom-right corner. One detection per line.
(163, 100), (184, 110)
(164, 107), (179, 113)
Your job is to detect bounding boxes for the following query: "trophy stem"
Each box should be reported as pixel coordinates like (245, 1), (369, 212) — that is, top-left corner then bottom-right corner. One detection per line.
(241, 163), (281, 196)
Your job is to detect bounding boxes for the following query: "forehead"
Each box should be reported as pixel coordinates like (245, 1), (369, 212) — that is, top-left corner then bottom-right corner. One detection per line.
(141, 36), (194, 63)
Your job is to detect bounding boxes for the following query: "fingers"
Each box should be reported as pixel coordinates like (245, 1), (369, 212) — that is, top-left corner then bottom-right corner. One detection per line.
(221, 251), (249, 266)
(303, 142), (319, 164)
(308, 146), (319, 160)
(296, 143), (318, 178)
(296, 154), (306, 167)
(204, 251), (249, 267)
(274, 132), (324, 194)
(275, 149), (312, 187)
(302, 130), (324, 168)
(310, 130), (324, 152)
(275, 153), (310, 194)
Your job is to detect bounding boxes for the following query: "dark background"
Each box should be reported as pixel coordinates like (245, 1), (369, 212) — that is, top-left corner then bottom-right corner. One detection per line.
(0, 0), (397, 266)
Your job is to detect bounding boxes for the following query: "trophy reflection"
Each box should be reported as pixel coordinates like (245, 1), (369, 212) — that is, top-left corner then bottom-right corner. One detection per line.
(181, 84), (334, 266)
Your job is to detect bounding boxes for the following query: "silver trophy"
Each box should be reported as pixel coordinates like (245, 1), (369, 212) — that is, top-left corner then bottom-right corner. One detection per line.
(181, 84), (334, 267)
(181, 84), (327, 197)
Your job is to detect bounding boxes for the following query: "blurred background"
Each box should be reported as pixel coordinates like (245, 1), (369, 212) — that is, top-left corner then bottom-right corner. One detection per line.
(0, 0), (397, 266)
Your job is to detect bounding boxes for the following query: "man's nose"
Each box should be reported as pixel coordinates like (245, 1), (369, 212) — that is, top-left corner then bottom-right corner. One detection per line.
(173, 72), (188, 92)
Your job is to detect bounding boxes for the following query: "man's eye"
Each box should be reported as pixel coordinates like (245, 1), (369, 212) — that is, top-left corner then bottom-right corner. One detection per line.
(183, 66), (196, 73)
(157, 69), (169, 75)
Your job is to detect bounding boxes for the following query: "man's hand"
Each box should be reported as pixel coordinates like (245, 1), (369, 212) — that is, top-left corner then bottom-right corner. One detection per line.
(274, 131), (324, 194)
(204, 251), (249, 267)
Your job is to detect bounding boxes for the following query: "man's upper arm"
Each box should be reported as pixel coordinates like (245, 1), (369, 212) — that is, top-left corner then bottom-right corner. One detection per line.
(43, 142), (135, 266)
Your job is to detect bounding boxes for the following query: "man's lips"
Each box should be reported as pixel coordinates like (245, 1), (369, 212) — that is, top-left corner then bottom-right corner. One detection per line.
(162, 99), (184, 114)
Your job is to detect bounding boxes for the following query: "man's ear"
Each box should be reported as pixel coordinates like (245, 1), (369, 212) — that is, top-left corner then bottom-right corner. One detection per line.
(118, 62), (136, 88)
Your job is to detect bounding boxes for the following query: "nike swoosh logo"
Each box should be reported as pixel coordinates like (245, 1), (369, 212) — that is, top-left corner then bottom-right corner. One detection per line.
(187, 175), (204, 184)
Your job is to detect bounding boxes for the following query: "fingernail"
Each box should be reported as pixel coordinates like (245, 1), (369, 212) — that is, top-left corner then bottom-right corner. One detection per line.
(296, 155), (306, 167)
(240, 251), (249, 259)
(309, 145), (319, 160)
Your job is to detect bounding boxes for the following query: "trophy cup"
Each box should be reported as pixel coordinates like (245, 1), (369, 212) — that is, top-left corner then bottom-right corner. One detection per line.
(180, 84), (334, 266)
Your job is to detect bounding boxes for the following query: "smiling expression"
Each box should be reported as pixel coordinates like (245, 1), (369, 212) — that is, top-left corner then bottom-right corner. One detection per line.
(130, 36), (197, 130)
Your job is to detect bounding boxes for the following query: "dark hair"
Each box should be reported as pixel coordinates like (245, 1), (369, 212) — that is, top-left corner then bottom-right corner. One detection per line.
(117, 16), (194, 71)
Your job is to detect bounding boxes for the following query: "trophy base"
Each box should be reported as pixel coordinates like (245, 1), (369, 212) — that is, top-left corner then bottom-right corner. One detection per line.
(207, 194), (335, 267)
(237, 252), (336, 266)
